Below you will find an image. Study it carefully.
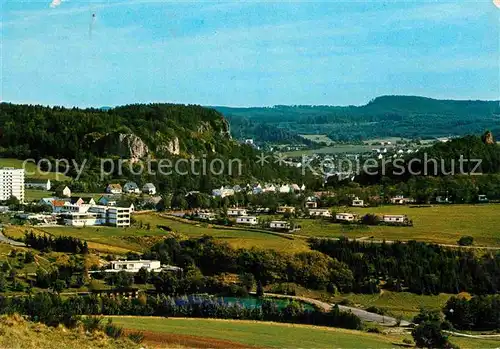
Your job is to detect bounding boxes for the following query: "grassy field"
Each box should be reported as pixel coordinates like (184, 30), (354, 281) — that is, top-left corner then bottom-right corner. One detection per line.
(12, 214), (308, 254)
(299, 134), (334, 145)
(332, 291), (454, 320)
(0, 158), (70, 181)
(113, 316), (500, 349)
(296, 204), (500, 247)
(113, 317), (404, 348)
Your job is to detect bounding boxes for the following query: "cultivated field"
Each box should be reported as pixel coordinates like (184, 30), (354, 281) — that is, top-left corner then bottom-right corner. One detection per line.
(296, 204), (500, 247)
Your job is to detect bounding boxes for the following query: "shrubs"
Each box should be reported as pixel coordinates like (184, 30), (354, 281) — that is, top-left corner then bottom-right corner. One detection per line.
(128, 331), (145, 344)
(457, 236), (473, 246)
(104, 319), (123, 339)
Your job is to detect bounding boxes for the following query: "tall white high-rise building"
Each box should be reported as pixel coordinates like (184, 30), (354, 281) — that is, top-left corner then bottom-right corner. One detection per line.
(0, 168), (25, 202)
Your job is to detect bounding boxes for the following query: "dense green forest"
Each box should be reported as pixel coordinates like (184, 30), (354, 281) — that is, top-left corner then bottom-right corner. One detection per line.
(216, 95), (500, 142)
(310, 238), (500, 295)
(0, 103), (307, 190)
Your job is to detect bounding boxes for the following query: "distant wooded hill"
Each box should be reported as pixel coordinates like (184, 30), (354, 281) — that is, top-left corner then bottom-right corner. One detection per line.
(215, 96), (500, 142)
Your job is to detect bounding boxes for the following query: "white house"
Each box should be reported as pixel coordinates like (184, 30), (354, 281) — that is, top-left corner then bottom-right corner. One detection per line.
(142, 183), (157, 195)
(279, 185), (291, 193)
(305, 201), (318, 209)
(123, 182), (140, 194)
(390, 195), (413, 205)
(478, 195), (489, 203)
(336, 213), (358, 222)
(277, 206), (295, 214)
(236, 215), (258, 225)
(383, 215), (408, 224)
(106, 183), (123, 194)
(61, 212), (98, 227)
(351, 198), (365, 207)
(198, 211), (216, 221)
(88, 205), (131, 227)
(61, 186), (71, 198)
(263, 184), (276, 193)
(0, 167), (25, 202)
(227, 208), (248, 216)
(270, 220), (290, 230)
(309, 208), (332, 218)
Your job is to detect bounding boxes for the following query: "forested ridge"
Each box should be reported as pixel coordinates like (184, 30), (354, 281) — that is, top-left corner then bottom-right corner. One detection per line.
(216, 95), (500, 142)
(0, 102), (307, 188)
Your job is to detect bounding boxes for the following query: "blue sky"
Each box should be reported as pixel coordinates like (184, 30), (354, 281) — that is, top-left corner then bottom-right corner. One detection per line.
(1, 0), (499, 107)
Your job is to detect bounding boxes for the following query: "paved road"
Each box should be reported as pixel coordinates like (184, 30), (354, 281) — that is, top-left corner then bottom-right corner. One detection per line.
(260, 292), (411, 327)
(0, 231), (26, 247)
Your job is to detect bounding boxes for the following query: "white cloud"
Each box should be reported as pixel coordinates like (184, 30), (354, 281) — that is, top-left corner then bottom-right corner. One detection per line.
(49, 0), (64, 9)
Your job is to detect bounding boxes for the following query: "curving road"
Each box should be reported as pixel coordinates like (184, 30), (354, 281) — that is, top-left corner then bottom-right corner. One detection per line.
(259, 292), (411, 327)
(0, 231), (26, 247)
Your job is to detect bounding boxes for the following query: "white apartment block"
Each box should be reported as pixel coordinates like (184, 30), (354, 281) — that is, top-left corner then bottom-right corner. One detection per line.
(0, 168), (25, 202)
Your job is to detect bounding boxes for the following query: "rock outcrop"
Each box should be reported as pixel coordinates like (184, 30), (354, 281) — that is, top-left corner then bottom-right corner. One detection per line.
(94, 133), (149, 160)
(157, 137), (180, 155)
(482, 131), (495, 145)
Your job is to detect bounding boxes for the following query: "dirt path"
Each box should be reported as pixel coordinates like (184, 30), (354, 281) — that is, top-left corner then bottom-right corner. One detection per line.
(124, 329), (260, 349)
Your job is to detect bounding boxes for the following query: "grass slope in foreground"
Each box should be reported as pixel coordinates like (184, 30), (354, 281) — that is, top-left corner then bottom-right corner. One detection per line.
(113, 317), (500, 349)
(0, 314), (139, 349)
(113, 317), (398, 348)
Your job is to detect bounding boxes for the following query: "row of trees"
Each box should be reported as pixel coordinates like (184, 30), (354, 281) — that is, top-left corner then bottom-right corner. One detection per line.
(444, 295), (500, 331)
(0, 292), (362, 330)
(24, 232), (89, 254)
(309, 238), (500, 295)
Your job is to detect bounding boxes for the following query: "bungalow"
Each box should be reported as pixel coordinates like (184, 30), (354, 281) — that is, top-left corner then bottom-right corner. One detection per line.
(279, 185), (291, 193)
(305, 201), (318, 209)
(106, 183), (123, 194)
(236, 216), (258, 225)
(290, 184), (301, 192)
(227, 208), (248, 216)
(276, 206), (295, 214)
(96, 260), (182, 274)
(25, 179), (51, 191)
(351, 198), (365, 207)
(142, 183), (157, 195)
(335, 213), (358, 222)
(309, 208), (332, 218)
(390, 195), (413, 205)
(383, 214), (408, 224)
(478, 195), (489, 203)
(263, 184), (276, 193)
(198, 211), (216, 221)
(270, 220), (291, 230)
(435, 196), (452, 204)
(97, 196), (117, 206)
(123, 182), (140, 194)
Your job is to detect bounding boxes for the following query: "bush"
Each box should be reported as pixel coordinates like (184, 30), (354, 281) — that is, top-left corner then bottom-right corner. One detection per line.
(457, 236), (473, 246)
(128, 331), (145, 344)
(365, 306), (386, 315)
(82, 316), (103, 333)
(104, 319), (123, 339)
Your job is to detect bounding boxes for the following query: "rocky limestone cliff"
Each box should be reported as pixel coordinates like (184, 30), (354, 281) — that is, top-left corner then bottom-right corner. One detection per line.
(157, 137), (180, 155)
(99, 133), (150, 160)
(482, 131), (495, 145)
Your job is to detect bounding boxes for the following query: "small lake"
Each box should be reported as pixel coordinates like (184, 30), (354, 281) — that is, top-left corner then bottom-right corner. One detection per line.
(221, 296), (316, 311)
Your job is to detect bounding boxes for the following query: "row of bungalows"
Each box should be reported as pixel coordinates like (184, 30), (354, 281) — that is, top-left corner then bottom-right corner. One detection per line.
(106, 182), (156, 195)
(212, 183), (307, 197)
(335, 212), (409, 224)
